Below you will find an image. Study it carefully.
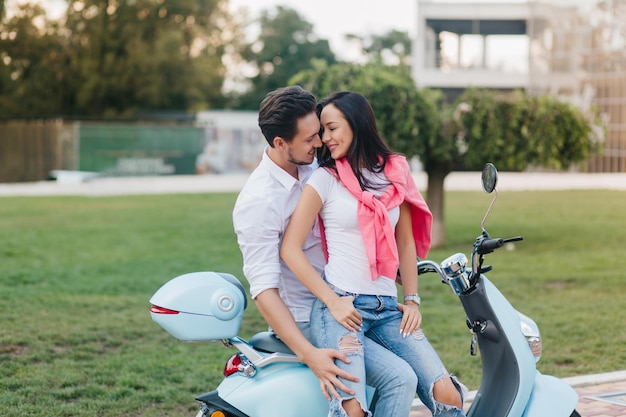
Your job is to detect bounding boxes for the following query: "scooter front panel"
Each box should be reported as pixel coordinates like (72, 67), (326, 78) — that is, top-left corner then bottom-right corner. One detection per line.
(463, 277), (537, 417)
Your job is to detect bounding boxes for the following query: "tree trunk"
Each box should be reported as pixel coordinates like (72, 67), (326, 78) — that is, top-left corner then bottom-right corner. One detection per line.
(425, 169), (448, 249)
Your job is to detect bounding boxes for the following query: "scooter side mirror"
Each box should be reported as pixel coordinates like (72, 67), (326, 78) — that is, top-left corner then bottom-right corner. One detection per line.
(482, 163), (498, 193)
(480, 163), (499, 231)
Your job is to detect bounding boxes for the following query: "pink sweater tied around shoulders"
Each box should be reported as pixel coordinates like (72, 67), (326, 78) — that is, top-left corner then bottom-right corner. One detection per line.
(322, 154), (433, 281)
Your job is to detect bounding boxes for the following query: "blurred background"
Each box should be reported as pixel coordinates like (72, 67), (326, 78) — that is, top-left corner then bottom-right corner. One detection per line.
(0, 0), (624, 183)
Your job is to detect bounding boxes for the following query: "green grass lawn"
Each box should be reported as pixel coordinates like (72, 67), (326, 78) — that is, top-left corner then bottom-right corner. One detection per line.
(1, 189), (625, 416)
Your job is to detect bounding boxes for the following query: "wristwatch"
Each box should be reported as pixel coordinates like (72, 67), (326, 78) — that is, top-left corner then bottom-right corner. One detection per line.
(403, 293), (421, 305)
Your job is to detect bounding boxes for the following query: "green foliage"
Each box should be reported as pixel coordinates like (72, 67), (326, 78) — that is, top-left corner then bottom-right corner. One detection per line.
(0, 0), (231, 119)
(412, 88), (458, 173)
(0, 4), (68, 118)
(232, 6), (336, 110)
(457, 88), (604, 171)
(292, 63), (603, 178)
(65, 0), (227, 117)
(0, 190), (624, 416)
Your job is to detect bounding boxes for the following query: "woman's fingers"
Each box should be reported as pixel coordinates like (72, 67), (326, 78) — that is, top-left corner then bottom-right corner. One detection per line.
(399, 304), (422, 336)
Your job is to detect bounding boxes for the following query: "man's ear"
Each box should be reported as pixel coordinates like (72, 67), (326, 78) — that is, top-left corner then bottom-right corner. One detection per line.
(273, 137), (287, 149)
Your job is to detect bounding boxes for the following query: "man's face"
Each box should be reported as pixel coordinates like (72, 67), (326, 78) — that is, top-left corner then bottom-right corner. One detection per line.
(286, 112), (322, 165)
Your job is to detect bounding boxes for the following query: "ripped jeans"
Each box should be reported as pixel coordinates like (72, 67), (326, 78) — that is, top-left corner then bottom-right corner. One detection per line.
(310, 288), (467, 417)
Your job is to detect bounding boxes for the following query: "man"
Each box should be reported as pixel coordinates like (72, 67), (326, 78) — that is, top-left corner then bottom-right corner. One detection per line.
(232, 86), (417, 416)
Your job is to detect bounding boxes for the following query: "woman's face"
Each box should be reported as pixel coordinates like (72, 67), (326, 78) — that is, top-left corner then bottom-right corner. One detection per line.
(320, 103), (353, 160)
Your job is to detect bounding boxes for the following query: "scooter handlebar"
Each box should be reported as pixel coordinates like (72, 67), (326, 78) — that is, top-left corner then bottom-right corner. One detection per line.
(476, 238), (504, 254)
(476, 236), (524, 255)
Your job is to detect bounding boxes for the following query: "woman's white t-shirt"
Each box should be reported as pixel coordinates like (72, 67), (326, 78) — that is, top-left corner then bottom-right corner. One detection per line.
(306, 167), (399, 297)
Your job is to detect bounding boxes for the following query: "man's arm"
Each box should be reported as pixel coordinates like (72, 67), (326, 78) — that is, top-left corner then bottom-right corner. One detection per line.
(254, 289), (357, 400)
(234, 189), (357, 398)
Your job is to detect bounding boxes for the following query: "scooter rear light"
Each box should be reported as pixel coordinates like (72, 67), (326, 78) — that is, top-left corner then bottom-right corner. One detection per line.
(149, 305), (180, 314)
(224, 353), (243, 377)
(224, 353), (257, 377)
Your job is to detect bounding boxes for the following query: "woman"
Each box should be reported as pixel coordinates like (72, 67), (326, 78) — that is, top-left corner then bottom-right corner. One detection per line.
(280, 91), (466, 417)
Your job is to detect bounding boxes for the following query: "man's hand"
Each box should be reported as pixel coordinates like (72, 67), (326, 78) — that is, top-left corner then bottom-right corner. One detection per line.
(301, 346), (358, 401)
(254, 290), (359, 400)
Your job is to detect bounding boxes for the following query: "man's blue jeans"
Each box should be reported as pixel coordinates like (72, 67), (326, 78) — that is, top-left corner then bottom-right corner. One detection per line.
(310, 288), (467, 417)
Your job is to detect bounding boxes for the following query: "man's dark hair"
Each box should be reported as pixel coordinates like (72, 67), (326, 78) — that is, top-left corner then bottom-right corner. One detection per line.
(258, 86), (317, 147)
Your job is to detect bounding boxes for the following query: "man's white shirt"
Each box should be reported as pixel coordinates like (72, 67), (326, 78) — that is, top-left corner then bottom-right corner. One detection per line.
(233, 147), (325, 322)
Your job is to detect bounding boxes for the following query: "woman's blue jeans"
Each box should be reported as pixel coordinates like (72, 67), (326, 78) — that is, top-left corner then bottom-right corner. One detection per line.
(310, 287), (466, 417)
(298, 321), (417, 417)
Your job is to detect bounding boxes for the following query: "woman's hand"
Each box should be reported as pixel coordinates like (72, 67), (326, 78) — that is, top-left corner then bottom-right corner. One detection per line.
(397, 302), (422, 337)
(328, 296), (362, 331)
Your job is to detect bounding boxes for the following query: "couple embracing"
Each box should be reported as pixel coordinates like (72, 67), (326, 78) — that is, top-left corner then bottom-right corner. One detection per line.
(233, 85), (467, 417)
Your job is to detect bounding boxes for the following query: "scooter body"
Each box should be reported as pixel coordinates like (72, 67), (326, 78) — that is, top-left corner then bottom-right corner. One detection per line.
(149, 163), (580, 417)
(200, 356), (328, 417)
(149, 271), (374, 417)
(417, 162), (579, 417)
(459, 275), (578, 417)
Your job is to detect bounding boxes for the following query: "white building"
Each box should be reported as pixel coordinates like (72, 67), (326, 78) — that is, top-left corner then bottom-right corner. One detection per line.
(412, 0), (626, 172)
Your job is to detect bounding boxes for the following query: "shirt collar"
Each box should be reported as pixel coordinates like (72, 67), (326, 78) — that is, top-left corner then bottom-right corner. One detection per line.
(260, 146), (316, 190)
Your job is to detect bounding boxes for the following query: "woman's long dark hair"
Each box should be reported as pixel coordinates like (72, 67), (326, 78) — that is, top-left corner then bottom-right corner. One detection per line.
(316, 91), (393, 190)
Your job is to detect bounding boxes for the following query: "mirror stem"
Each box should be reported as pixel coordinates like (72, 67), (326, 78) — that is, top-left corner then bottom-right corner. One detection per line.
(480, 188), (498, 231)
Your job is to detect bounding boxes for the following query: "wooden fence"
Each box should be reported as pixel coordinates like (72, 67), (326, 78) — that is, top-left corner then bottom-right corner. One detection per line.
(0, 120), (78, 183)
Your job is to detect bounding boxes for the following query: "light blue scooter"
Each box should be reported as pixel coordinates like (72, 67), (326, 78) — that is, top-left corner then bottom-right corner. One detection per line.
(149, 163), (581, 417)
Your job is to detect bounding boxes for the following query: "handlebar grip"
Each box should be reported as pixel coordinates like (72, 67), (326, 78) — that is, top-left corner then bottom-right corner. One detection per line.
(477, 238), (504, 254)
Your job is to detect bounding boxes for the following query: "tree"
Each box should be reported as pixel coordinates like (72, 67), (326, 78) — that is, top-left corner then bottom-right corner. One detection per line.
(63, 0), (228, 117)
(0, 3), (69, 118)
(411, 87), (605, 246)
(293, 64), (604, 247)
(232, 6), (336, 110)
(0, 0), (234, 119)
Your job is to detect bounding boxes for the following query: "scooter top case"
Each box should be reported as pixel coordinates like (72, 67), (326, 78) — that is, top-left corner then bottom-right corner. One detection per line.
(150, 272), (247, 341)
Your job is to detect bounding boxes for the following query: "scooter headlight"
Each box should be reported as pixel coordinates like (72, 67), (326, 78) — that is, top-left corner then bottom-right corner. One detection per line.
(518, 311), (542, 362)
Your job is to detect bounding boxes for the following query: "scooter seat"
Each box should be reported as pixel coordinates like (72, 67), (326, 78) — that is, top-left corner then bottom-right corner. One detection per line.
(249, 331), (295, 355)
